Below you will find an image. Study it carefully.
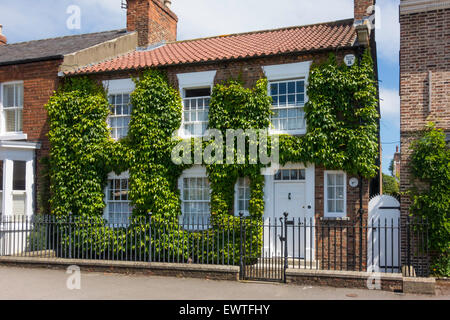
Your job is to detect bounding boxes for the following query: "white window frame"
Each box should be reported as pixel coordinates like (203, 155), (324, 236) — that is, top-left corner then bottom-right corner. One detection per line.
(324, 170), (347, 218)
(103, 171), (132, 226)
(177, 71), (216, 139)
(0, 81), (27, 140)
(234, 177), (251, 217)
(178, 165), (211, 226)
(103, 79), (135, 141)
(262, 61), (312, 136)
(268, 79), (306, 133)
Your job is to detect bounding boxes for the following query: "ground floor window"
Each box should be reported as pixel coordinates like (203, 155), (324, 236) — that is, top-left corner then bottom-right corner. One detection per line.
(105, 172), (132, 225)
(235, 177), (250, 216)
(324, 171), (346, 218)
(179, 166), (210, 226)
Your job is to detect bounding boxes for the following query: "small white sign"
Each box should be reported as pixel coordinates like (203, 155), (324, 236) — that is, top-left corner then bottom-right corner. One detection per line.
(349, 177), (359, 188)
(344, 54), (356, 67)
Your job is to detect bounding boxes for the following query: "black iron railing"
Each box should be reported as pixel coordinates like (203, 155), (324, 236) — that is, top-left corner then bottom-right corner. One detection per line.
(0, 213), (430, 279)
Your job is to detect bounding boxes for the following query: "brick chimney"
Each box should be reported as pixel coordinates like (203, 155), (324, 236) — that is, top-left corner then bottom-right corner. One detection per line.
(354, 0), (375, 20)
(0, 25), (7, 45)
(126, 0), (178, 48)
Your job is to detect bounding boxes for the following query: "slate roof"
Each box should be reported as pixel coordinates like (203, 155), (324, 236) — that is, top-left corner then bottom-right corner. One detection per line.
(0, 29), (129, 66)
(68, 19), (357, 75)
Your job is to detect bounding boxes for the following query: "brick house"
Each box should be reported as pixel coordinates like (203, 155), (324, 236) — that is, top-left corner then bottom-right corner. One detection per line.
(0, 26), (139, 217)
(399, 0), (449, 263)
(59, 0), (380, 269)
(1, 0), (381, 270)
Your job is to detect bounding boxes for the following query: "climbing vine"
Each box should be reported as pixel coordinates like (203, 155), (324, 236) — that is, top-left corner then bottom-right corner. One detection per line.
(279, 51), (379, 177)
(409, 123), (450, 276)
(45, 77), (111, 217)
(43, 50), (378, 260)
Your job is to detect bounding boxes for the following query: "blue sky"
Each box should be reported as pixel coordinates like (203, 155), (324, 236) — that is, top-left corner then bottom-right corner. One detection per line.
(0, 0), (400, 175)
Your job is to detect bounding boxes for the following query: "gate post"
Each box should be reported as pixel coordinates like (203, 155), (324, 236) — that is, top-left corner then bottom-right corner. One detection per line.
(239, 212), (244, 280)
(283, 212), (289, 282)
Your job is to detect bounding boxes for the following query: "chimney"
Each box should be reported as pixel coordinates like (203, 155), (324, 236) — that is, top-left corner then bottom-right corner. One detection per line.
(0, 25), (7, 45)
(354, 0), (375, 21)
(126, 0), (178, 48)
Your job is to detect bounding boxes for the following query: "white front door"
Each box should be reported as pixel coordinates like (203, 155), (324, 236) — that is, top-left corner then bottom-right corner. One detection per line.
(263, 164), (315, 260)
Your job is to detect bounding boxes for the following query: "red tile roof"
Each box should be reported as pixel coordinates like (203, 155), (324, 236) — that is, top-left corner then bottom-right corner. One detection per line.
(67, 19), (357, 75)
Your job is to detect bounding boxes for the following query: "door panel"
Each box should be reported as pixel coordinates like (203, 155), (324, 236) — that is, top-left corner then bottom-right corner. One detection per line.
(274, 182), (307, 258)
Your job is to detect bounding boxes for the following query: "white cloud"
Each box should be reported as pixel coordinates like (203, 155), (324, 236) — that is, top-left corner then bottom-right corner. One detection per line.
(375, 0), (400, 63)
(172, 0), (354, 40)
(380, 87), (400, 117)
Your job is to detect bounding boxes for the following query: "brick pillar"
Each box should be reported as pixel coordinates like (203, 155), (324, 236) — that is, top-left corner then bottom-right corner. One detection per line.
(127, 0), (178, 47)
(354, 0), (375, 20)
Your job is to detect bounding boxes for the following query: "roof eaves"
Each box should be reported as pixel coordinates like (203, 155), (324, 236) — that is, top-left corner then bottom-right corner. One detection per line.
(0, 55), (64, 67)
(67, 44), (359, 77)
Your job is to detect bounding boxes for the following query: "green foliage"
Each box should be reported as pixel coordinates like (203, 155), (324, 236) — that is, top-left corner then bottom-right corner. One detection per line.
(45, 77), (111, 216)
(45, 51), (379, 263)
(278, 51), (379, 177)
(409, 123), (450, 276)
(127, 69), (185, 218)
(382, 173), (399, 197)
(37, 156), (51, 215)
(208, 79), (272, 220)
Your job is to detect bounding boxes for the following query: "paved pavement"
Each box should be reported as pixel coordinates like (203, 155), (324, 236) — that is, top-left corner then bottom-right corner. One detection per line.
(0, 265), (448, 300)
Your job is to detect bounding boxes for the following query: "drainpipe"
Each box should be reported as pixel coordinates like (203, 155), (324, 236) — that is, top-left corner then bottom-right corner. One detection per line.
(355, 48), (364, 271)
(359, 175), (364, 271)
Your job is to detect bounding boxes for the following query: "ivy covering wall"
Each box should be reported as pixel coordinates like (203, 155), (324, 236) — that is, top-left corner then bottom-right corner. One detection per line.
(43, 50), (378, 260)
(409, 123), (450, 276)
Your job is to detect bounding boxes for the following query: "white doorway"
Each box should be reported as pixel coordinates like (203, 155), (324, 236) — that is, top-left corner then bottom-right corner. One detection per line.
(263, 164), (315, 260)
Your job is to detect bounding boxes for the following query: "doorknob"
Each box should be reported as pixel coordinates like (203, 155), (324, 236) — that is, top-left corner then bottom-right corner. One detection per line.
(307, 205), (311, 209)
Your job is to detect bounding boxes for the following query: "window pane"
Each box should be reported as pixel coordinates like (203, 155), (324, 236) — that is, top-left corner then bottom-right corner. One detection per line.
(13, 161), (26, 191)
(5, 110), (16, 132)
(3, 85), (15, 107)
(336, 200), (344, 213)
(328, 200), (335, 213)
(279, 83), (286, 95)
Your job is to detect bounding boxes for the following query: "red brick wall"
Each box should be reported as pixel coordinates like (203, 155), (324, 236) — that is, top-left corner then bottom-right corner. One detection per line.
(0, 59), (62, 213)
(127, 0), (178, 47)
(354, 0), (375, 20)
(399, 8), (450, 216)
(315, 166), (370, 270)
(399, 8), (450, 267)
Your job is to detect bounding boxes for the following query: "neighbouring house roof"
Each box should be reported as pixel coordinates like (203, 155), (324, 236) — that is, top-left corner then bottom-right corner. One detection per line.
(67, 19), (357, 75)
(0, 29), (129, 66)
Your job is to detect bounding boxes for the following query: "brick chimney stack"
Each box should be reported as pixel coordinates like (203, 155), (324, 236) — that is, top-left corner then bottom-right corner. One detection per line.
(354, 0), (375, 20)
(126, 0), (178, 48)
(0, 25), (7, 45)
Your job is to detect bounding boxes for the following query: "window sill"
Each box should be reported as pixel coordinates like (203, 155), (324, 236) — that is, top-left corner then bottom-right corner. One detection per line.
(269, 129), (306, 136)
(321, 216), (350, 221)
(0, 133), (27, 141)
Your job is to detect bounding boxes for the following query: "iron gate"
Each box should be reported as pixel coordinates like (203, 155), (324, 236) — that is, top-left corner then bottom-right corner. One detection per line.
(240, 213), (288, 282)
